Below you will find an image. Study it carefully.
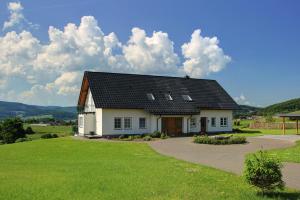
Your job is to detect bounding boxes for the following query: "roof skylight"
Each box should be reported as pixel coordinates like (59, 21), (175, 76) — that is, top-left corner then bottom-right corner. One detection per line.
(147, 93), (155, 101)
(165, 94), (173, 101)
(182, 95), (192, 101)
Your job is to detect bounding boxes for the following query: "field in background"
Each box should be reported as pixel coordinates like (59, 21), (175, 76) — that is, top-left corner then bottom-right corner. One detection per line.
(24, 124), (72, 140)
(0, 138), (298, 200)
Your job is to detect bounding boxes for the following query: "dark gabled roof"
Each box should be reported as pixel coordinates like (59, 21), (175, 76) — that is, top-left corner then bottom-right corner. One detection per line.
(79, 71), (238, 115)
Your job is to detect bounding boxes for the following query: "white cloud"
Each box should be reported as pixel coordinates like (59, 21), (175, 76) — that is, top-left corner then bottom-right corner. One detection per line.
(181, 29), (231, 77)
(3, 1), (38, 31)
(0, 4), (231, 106)
(234, 93), (250, 105)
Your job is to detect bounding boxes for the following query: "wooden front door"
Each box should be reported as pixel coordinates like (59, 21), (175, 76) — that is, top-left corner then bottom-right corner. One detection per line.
(200, 117), (207, 133)
(162, 117), (183, 137)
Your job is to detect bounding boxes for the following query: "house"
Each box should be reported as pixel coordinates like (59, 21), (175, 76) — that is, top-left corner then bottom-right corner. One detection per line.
(77, 71), (238, 137)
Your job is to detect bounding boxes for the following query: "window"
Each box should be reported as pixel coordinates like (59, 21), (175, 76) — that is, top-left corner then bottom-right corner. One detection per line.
(182, 95), (192, 101)
(124, 117), (132, 129)
(190, 118), (196, 129)
(139, 118), (146, 129)
(165, 93), (173, 101)
(211, 117), (216, 127)
(147, 93), (155, 100)
(114, 118), (122, 129)
(220, 117), (228, 127)
(79, 116), (83, 127)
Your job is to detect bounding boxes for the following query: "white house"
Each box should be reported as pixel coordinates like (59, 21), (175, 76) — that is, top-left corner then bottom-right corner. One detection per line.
(77, 71), (238, 137)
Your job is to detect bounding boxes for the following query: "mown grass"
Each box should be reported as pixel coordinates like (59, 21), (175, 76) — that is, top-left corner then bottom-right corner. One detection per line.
(24, 125), (72, 140)
(268, 141), (300, 163)
(1, 138), (298, 200)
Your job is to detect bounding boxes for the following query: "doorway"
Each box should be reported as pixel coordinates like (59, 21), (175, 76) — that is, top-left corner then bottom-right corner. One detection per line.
(200, 117), (207, 133)
(162, 117), (183, 137)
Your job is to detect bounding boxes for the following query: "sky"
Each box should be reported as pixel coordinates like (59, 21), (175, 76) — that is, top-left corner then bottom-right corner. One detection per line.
(0, 0), (299, 107)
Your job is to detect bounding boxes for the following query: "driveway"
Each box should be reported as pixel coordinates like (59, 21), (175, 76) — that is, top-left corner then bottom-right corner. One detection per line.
(149, 136), (300, 190)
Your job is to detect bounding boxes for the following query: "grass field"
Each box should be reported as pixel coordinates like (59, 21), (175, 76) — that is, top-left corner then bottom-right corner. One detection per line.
(268, 141), (300, 163)
(1, 138), (299, 200)
(24, 125), (72, 140)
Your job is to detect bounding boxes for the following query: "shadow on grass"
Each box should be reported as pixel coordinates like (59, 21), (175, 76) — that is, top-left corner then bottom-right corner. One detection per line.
(232, 128), (262, 134)
(257, 191), (300, 200)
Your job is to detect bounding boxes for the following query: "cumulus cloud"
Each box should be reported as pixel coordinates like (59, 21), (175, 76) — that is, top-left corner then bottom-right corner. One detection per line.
(234, 94), (250, 105)
(0, 3), (231, 106)
(3, 1), (38, 31)
(181, 29), (231, 77)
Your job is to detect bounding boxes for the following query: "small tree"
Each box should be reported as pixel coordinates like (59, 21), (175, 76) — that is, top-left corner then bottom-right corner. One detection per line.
(25, 126), (35, 135)
(244, 151), (284, 193)
(0, 118), (26, 144)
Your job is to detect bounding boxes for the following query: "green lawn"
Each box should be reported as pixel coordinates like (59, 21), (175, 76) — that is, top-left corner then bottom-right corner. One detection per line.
(268, 141), (300, 163)
(24, 125), (72, 140)
(0, 138), (298, 200)
(221, 128), (299, 138)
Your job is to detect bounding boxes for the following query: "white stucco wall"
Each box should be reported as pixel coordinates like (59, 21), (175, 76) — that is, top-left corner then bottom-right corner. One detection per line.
(95, 108), (102, 136)
(84, 89), (95, 112)
(78, 113), (96, 136)
(78, 114), (84, 136)
(199, 110), (233, 132)
(101, 109), (153, 135)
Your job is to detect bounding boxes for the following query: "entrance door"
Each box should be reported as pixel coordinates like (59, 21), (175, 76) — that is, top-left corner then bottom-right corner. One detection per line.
(200, 117), (207, 133)
(162, 117), (183, 137)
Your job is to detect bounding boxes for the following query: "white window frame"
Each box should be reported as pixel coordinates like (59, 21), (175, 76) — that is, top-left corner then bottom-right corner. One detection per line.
(182, 95), (192, 101)
(147, 93), (155, 100)
(220, 117), (228, 127)
(79, 116), (83, 128)
(190, 118), (196, 129)
(114, 117), (122, 129)
(139, 118), (146, 129)
(124, 117), (132, 130)
(211, 117), (216, 127)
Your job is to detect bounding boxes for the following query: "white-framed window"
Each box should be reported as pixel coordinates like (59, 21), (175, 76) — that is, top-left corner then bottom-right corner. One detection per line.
(211, 117), (216, 127)
(139, 118), (146, 129)
(220, 117), (228, 127)
(190, 118), (196, 129)
(182, 95), (192, 101)
(114, 117), (122, 129)
(79, 116), (83, 128)
(165, 93), (173, 101)
(124, 117), (132, 129)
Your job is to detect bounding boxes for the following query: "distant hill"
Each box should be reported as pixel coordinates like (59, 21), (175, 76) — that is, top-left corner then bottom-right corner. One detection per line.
(258, 98), (300, 116)
(233, 105), (261, 118)
(0, 101), (77, 120)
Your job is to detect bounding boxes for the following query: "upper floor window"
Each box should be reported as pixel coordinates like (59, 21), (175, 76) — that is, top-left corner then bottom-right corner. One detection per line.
(182, 95), (192, 101)
(165, 93), (173, 101)
(114, 117), (122, 129)
(147, 93), (155, 101)
(139, 118), (146, 129)
(220, 117), (228, 127)
(124, 117), (132, 129)
(211, 117), (216, 127)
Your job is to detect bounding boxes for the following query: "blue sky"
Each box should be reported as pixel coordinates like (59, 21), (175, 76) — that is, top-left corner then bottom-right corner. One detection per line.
(0, 0), (299, 107)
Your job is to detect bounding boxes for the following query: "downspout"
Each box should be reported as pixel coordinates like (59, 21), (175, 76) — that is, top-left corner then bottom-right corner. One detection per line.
(187, 115), (192, 134)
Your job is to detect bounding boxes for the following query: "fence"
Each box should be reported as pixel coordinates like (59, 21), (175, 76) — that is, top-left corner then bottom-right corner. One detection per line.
(249, 122), (297, 129)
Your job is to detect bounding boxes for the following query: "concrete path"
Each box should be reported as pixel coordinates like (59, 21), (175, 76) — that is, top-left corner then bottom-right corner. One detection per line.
(149, 136), (300, 190)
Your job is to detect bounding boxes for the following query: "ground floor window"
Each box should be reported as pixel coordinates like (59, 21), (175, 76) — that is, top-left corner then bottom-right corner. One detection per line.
(124, 117), (132, 129)
(190, 118), (196, 129)
(139, 118), (146, 129)
(114, 117), (122, 129)
(79, 116), (83, 128)
(211, 117), (216, 127)
(220, 117), (228, 127)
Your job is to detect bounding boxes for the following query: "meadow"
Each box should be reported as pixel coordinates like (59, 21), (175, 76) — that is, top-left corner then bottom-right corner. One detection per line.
(24, 124), (72, 140)
(1, 138), (299, 200)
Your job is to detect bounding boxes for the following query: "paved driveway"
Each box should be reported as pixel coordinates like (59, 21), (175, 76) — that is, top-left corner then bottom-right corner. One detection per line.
(149, 136), (300, 190)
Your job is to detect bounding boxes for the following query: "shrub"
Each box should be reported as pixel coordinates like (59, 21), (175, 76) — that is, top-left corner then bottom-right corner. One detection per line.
(41, 133), (58, 139)
(133, 135), (141, 139)
(143, 135), (152, 141)
(160, 133), (169, 139)
(25, 127), (35, 135)
(151, 131), (161, 138)
(72, 125), (78, 135)
(119, 134), (126, 139)
(244, 151), (284, 192)
(194, 136), (246, 145)
(15, 138), (31, 143)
